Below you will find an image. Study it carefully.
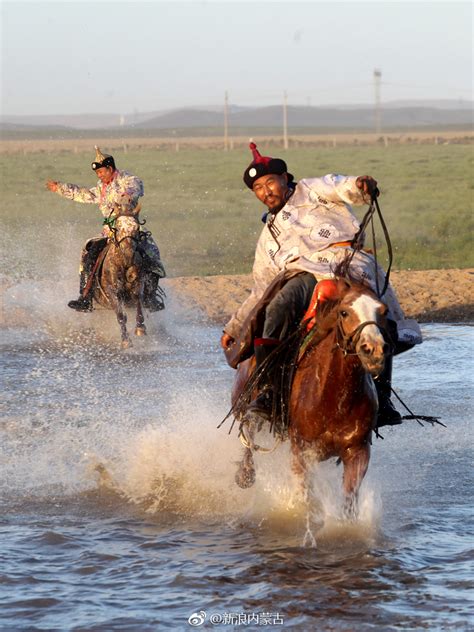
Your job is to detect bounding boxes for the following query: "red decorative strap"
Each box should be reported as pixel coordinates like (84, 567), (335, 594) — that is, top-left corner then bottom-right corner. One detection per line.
(302, 279), (340, 332)
(316, 279), (339, 302)
(254, 337), (280, 346)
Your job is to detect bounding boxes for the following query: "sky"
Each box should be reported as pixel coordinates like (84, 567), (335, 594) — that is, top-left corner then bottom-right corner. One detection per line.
(1, 0), (472, 116)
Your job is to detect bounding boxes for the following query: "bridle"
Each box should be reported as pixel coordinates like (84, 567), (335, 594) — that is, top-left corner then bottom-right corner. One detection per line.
(335, 303), (388, 357)
(104, 207), (147, 249)
(106, 218), (144, 271)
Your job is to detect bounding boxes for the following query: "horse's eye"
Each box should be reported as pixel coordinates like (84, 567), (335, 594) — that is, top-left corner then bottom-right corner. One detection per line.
(340, 310), (348, 318)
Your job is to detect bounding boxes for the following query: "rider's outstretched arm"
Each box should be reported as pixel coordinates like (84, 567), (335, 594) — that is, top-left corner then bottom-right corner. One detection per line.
(46, 180), (99, 204)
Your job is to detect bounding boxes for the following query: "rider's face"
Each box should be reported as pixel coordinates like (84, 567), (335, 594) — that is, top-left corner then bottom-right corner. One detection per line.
(252, 173), (289, 212)
(95, 166), (115, 184)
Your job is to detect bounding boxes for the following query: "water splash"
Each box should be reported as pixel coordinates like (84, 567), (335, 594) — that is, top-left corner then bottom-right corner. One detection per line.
(2, 274), (384, 541)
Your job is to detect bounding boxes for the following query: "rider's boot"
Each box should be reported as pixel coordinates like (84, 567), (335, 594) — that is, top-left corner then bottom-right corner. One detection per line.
(375, 355), (402, 427)
(143, 273), (165, 311)
(245, 338), (279, 422)
(68, 271), (92, 312)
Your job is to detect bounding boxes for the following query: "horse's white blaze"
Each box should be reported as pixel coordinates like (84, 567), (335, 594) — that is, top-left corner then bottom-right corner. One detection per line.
(350, 295), (384, 349)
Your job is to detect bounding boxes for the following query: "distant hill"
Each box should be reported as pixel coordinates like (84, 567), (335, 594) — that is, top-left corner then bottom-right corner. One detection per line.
(134, 104), (473, 130)
(0, 112), (164, 130)
(0, 100), (472, 131)
(0, 121), (70, 132)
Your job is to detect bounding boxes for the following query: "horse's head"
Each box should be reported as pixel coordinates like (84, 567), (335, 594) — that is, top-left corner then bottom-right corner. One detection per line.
(315, 277), (389, 376)
(106, 214), (141, 272)
(111, 214), (140, 244)
(335, 278), (389, 376)
(114, 214), (140, 236)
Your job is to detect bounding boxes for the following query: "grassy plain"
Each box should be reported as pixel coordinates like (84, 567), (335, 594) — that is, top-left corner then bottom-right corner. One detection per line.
(1, 143), (472, 278)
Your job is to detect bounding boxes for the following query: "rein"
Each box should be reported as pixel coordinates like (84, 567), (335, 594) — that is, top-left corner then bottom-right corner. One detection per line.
(344, 194), (393, 298)
(81, 245), (109, 299)
(113, 233), (141, 247)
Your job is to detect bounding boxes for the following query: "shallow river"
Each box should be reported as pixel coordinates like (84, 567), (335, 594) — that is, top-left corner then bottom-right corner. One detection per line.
(0, 282), (472, 631)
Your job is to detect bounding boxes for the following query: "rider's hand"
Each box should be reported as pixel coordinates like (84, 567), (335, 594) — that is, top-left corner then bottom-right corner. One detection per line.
(220, 332), (235, 349)
(46, 180), (58, 192)
(356, 175), (379, 198)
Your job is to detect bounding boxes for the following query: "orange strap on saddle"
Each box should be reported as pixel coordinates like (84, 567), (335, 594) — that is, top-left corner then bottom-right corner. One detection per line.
(302, 279), (339, 332)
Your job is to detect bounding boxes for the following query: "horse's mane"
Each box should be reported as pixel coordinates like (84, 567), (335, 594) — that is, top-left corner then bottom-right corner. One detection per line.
(332, 256), (373, 290)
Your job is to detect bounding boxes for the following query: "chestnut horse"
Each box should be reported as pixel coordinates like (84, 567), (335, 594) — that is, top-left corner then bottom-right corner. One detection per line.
(232, 276), (390, 513)
(93, 214), (146, 348)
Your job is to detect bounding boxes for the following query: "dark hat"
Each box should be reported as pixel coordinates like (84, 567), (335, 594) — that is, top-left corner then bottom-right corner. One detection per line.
(91, 145), (116, 171)
(243, 141), (293, 189)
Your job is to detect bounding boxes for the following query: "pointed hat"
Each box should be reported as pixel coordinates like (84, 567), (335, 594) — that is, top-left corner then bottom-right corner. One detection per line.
(91, 145), (115, 171)
(243, 141), (292, 189)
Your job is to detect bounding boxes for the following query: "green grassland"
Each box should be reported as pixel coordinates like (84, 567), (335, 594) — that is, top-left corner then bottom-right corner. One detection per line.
(1, 143), (472, 279)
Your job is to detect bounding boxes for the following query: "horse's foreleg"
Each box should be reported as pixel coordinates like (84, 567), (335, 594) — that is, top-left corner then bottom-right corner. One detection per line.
(234, 417), (258, 488)
(135, 300), (146, 337)
(291, 439), (310, 496)
(113, 297), (131, 348)
(342, 444), (370, 518)
(235, 447), (256, 489)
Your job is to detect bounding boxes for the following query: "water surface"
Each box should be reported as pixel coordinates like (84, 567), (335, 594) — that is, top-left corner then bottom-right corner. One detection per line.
(1, 283), (472, 630)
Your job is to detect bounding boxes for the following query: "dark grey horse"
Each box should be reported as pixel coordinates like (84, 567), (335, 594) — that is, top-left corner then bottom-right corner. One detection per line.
(93, 214), (146, 347)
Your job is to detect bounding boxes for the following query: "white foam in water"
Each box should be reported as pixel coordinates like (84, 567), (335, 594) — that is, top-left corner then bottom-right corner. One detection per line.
(1, 381), (380, 542)
(1, 274), (384, 543)
(246, 442), (381, 545)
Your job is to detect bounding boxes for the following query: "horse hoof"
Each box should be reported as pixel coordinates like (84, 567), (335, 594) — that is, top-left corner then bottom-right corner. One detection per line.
(121, 339), (132, 349)
(235, 465), (256, 489)
(135, 327), (147, 337)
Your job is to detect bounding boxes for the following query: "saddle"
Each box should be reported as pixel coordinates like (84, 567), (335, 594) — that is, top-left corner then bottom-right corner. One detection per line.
(224, 270), (306, 369)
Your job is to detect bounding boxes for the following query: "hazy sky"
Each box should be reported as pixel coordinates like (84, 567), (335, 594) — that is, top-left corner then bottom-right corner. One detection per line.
(1, 1), (472, 116)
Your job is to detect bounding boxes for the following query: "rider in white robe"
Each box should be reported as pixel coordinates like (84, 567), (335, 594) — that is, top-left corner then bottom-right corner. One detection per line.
(46, 147), (165, 311)
(221, 143), (422, 428)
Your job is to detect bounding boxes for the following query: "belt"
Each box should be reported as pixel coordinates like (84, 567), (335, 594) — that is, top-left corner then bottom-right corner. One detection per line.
(328, 240), (374, 254)
(329, 240), (353, 248)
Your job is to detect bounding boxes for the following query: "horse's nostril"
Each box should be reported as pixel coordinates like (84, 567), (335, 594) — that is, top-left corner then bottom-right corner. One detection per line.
(361, 343), (373, 356)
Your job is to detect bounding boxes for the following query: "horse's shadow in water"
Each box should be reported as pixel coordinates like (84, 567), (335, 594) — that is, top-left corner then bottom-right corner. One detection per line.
(93, 214), (147, 348)
(232, 275), (390, 519)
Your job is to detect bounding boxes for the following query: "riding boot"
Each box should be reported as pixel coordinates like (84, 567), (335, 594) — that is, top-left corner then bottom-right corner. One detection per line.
(245, 338), (279, 422)
(143, 272), (165, 311)
(375, 355), (402, 427)
(67, 270), (92, 312)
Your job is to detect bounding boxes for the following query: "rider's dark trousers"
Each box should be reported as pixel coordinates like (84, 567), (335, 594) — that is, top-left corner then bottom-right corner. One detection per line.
(80, 237), (108, 275)
(262, 272), (317, 341)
